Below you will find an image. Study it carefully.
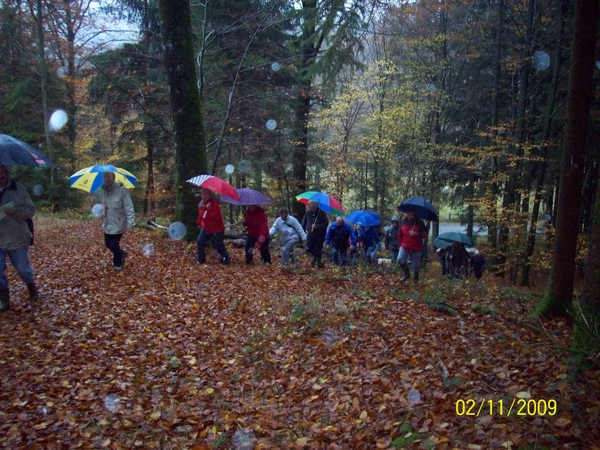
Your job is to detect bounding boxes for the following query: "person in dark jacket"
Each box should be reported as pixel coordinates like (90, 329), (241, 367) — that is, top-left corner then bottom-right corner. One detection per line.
(302, 201), (329, 268)
(469, 250), (486, 279)
(241, 205), (271, 265)
(384, 216), (400, 264)
(397, 208), (428, 283)
(196, 188), (230, 265)
(0, 164), (38, 311)
(358, 225), (380, 263)
(325, 217), (357, 266)
(446, 241), (470, 278)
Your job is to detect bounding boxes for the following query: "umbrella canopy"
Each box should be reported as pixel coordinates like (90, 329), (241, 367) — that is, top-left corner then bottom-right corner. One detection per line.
(296, 191), (344, 215)
(433, 238), (452, 250)
(398, 197), (439, 222)
(187, 174), (240, 201)
(345, 210), (381, 227)
(0, 134), (56, 168)
(70, 165), (137, 193)
(221, 187), (271, 206)
(435, 231), (474, 247)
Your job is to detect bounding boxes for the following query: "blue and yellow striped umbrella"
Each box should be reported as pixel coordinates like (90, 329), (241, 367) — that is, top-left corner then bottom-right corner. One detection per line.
(69, 165), (137, 193)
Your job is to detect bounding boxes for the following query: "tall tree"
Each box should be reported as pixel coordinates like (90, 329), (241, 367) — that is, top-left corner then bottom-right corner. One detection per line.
(536, 0), (599, 317)
(158, 0), (208, 238)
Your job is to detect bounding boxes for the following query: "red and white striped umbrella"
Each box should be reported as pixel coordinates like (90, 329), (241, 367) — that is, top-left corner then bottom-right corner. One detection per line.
(187, 175), (240, 201)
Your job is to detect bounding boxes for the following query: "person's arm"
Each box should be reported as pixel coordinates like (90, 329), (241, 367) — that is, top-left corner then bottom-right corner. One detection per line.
(269, 218), (279, 238)
(123, 189), (136, 230)
(349, 227), (357, 247)
(9, 184), (35, 220)
(292, 217), (308, 242)
(325, 224), (332, 245)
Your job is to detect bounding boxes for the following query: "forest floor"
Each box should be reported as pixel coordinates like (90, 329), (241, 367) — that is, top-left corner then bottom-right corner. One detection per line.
(1, 215), (599, 449)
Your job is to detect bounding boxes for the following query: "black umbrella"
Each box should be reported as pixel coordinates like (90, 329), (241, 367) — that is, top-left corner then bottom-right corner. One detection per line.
(398, 197), (438, 221)
(434, 232), (474, 248)
(0, 134), (56, 168)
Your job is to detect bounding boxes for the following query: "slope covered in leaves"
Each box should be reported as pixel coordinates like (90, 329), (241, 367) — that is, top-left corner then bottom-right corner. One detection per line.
(1, 217), (599, 449)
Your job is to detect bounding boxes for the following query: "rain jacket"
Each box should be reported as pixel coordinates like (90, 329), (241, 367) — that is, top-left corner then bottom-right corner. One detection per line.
(358, 226), (380, 249)
(197, 197), (225, 234)
(301, 207), (329, 238)
(0, 178), (35, 250)
(92, 182), (136, 235)
(325, 221), (356, 250)
(270, 215), (306, 244)
(398, 217), (428, 253)
(243, 206), (269, 244)
(385, 223), (400, 252)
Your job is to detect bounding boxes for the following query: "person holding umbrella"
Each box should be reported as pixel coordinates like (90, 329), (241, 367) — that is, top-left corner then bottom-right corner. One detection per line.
(385, 216), (400, 264)
(0, 164), (38, 311)
(446, 241), (470, 278)
(302, 201), (329, 268)
(397, 207), (428, 283)
(241, 205), (271, 265)
(92, 171), (136, 270)
(196, 188), (230, 265)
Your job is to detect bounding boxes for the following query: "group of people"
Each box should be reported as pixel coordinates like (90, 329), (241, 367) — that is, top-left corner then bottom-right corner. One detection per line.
(436, 242), (487, 280)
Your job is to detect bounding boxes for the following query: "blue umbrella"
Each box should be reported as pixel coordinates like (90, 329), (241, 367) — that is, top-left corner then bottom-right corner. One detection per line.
(398, 197), (438, 222)
(345, 210), (381, 226)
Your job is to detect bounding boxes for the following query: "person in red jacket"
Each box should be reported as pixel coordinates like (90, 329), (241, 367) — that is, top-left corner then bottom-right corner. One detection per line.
(397, 208), (428, 283)
(241, 205), (271, 265)
(196, 188), (230, 265)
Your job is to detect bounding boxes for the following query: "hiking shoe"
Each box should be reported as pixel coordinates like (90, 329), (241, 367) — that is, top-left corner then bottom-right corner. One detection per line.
(27, 283), (38, 302)
(221, 257), (230, 265)
(113, 265), (123, 271)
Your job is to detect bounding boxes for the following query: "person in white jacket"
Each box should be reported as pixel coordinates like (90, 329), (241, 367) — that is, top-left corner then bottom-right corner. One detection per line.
(269, 207), (306, 266)
(92, 172), (136, 270)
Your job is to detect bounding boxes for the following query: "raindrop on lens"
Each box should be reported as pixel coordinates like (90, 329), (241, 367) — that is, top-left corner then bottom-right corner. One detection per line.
(33, 184), (45, 196)
(271, 62), (280, 72)
(596, 61), (600, 70)
(168, 222), (186, 240)
(49, 109), (68, 132)
(142, 243), (154, 257)
(225, 164), (235, 175)
(232, 428), (255, 450)
(266, 119), (277, 130)
(441, 186), (450, 195)
(104, 394), (121, 413)
(238, 159), (251, 174)
(178, 203), (185, 210)
(532, 51), (550, 71)
(407, 389), (421, 403)
(91, 204), (104, 217)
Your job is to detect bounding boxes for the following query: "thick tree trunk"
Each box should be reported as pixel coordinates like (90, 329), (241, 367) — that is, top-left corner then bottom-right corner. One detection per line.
(537, 0), (599, 317)
(158, 0), (208, 239)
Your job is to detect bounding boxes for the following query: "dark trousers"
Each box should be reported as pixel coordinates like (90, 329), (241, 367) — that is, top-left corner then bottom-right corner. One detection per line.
(306, 235), (325, 261)
(245, 235), (271, 264)
(104, 233), (124, 267)
(197, 229), (229, 263)
(331, 246), (349, 266)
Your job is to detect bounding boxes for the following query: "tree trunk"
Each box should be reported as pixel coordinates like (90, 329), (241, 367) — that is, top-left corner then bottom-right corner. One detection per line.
(536, 0), (599, 318)
(158, 0), (208, 239)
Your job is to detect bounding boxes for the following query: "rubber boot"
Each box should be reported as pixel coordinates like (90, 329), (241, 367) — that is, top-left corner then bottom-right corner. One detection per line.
(0, 288), (9, 312)
(399, 264), (410, 282)
(413, 270), (420, 284)
(27, 283), (39, 302)
(245, 248), (254, 265)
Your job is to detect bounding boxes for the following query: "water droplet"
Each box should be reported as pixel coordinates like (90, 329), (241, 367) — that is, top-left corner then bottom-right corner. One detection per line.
(142, 243), (154, 256)
(232, 428), (255, 450)
(532, 51), (550, 71)
(91, 204), (104, 217)
(33, 184), (45, 196)
(271, 62), (280, 72)
(225, 164), (235, 175)
(407, 389), (421, 403)
(441, 186), (450, 195)
(49, 109), (68, 132)
(178, 203), (185, 210)
(238, 159), (251, 174)
(104, 394), (121, 413)
(596, 61), (600, 70)
(266, 119), (277, 130)
(168, 222), (186, 240)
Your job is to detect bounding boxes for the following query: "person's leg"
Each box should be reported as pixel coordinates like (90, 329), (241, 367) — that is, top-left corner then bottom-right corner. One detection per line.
(398, 247), (410, 282)
(314, 236), (325, 267)
(410, 250), (423, 283)
(196, 229), (209, 263)
(259, 238), (271, 264)
(245, 234), (257, 265)
(8, 249), (37, 300)
(104, 234), (124, 268)
(212, 232), (230, 264)
(339, 246), (349, 266)
(0, 250), (9, 311)
(331, 247), (340, 265)
(282, 239), (296, 265)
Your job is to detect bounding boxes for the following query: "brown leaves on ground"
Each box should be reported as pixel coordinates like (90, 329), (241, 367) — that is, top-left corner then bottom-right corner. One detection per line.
(1, 217), (599, 449)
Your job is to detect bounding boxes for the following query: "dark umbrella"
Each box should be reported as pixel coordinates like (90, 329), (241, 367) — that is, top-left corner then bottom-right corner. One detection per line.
(221, 188), (271, 206)
(435, 232), (474, 247)
(0, 134), (56, 168)
(398, 197), (438, 222)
